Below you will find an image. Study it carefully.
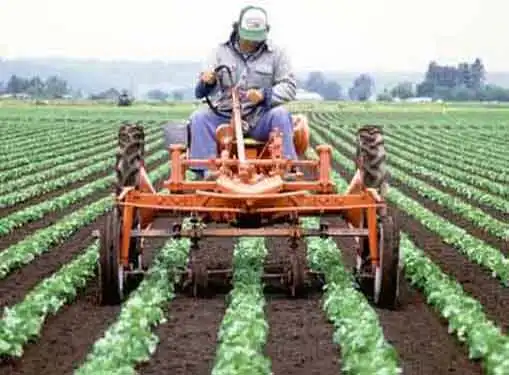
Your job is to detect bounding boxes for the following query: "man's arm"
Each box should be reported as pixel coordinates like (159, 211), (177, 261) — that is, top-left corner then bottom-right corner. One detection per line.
(195, 47), (219, 99)
(262, 48), (297, 107)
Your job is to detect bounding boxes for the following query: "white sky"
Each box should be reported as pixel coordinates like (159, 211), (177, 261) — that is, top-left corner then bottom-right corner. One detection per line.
(0, 0), (506, 71)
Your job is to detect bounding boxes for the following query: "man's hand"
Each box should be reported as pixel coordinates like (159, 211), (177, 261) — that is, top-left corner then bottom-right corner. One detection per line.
(246, 89), (264, 105)
(200, 71), (216, 85)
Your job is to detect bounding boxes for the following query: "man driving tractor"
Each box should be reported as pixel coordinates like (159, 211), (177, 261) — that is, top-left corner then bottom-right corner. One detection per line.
(189, 5), (298, 180)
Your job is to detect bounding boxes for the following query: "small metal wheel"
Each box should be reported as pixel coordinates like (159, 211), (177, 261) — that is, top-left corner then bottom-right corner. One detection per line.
(288, 254), (306, 297)
(373, 214), (401, 309)
(98, 211), (124, 305)
(354, 212), (401, 309)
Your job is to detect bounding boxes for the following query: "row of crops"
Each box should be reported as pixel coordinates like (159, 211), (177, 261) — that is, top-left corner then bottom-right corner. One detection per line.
(0, 104), (507, 374)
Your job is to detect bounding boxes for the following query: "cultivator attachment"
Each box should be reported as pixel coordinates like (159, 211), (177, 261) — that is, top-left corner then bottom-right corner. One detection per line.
(96, 65), (401, 309)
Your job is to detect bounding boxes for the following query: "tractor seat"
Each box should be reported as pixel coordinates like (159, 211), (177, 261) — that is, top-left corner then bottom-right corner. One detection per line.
(243, 137), (265, 146)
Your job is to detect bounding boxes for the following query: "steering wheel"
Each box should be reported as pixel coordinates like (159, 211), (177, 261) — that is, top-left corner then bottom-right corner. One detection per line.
(204, 64), (258, 119)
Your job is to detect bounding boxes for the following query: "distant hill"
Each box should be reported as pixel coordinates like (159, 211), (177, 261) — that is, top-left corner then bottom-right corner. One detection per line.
(1, 58), (508, 98)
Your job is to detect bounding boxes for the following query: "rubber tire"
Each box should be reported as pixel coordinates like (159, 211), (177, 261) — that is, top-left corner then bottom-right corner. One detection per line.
(98, 211), (123, 305)
(115, 123), (145, 292)
(373, 212), (401, 309)
(356, 125), (388, 196)
(116, 123), (145, 196)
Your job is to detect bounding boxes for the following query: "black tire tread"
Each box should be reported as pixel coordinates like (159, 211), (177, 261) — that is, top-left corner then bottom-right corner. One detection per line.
(375, 211), (401, 309)
(356, 125), (388, 195)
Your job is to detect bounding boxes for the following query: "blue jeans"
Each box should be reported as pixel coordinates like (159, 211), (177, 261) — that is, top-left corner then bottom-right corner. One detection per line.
(189, 106), (297, 173)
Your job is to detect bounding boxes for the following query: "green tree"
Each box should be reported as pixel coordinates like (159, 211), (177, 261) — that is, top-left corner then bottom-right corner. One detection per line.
(27, 76), (45, 97)
(303, 72), (342, 100)
(171, 90), (184, 101)
(348, 74), (374, 101)
(147, 89), (169, 101)
(6, 75), (29, 94)
(377, 89), (393, 101)
(44, 75), (69, 98)
(390, 81), (414, 99)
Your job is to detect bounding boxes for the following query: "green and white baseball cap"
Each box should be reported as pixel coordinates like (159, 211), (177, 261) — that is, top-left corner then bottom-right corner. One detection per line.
(238, 6), (269, 42)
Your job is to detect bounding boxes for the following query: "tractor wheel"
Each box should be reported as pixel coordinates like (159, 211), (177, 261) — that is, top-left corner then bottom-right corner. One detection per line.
(115, 123), (145, 291)
(355, 125), (388, 196)
(373, 213), (401, 309)
(116, 123), (145, 195)
(118, 122), (145, 157)
(98, 211), (124, 305)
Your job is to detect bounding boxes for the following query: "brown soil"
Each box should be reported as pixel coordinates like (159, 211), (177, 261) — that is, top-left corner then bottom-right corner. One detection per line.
(264, 237), (339, 375)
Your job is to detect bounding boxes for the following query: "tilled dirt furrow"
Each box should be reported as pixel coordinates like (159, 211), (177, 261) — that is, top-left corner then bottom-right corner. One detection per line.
(308, 134), (486, 373)
(0, 213), (105, 311)
(330, 126), (508, 250)
(413, 173), (508, 223)
(0, 159), (167, 310)
(138, 296), (225, 375)
(332, 230), (482, 374)
(264, 236), (340, 375)
(0, 192), (106, 252)
(137, 235), (232, 375)
(0, 221), (169, 375)
(392, 179), (508, 255)
(0, 280), (121, 375)
(0, 170), (109, 218)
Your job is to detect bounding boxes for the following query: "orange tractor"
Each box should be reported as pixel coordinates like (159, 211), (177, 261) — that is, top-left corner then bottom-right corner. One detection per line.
(97, 65), (401, 308)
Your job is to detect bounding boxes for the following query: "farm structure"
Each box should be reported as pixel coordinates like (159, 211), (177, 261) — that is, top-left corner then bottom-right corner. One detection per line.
(0, 103), (508, 375)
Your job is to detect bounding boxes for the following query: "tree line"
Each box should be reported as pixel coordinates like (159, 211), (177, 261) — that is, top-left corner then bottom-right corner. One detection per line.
(0, 75), (71, 98)
(2, 57), (509, 102)
(303, 58), (509, 102)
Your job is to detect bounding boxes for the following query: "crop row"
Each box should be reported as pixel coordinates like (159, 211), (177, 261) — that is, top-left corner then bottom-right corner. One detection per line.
(1, 125), (112, 159)
(0, 125), (160, 182)
(1, 127), (115, 166)
(0, 149), (168, 236)
(0, 163), (169, 280)
(395, 123), (509, 164)
(0, 127), (162, 193)
(322, 122), (509, 238)
(306, 144), (509, 374)
(384, 128), (509, 183)
(311, 127), (509, 284)
(0, 138), (165, 208)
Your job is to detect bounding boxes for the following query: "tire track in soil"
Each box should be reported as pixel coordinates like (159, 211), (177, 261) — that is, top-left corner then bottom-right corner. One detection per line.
(312, 127), (509, 335)
(0, 158), (167, 311)
(0, 218), (169, 375)
(264, 236), (340, 375)
(309, 134), (483, 374)
(137, 232), (232, 375)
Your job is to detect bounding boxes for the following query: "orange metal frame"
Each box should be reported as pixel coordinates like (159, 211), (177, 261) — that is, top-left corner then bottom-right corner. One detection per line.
(116, 139), (383, 271)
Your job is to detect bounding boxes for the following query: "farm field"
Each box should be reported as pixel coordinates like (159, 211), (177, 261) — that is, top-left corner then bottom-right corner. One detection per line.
(0, 102), (508, 375)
